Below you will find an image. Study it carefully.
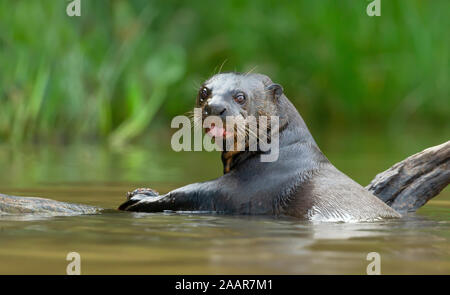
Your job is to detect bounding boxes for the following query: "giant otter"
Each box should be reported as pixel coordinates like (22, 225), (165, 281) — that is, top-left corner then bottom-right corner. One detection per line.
(118, 72), (402, 221)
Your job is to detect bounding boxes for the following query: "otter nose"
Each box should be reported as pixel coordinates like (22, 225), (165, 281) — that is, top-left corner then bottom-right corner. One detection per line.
(204, 102), (227, 118)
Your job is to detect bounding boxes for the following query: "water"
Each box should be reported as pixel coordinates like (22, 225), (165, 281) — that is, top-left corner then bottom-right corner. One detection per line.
(0, 139), (449, 274)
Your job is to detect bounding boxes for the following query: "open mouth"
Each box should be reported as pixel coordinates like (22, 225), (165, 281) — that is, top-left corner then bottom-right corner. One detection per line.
(205, 123), (231, 138)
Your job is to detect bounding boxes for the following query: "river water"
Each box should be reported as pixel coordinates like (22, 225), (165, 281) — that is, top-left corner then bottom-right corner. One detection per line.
(0, 140), (449, 274)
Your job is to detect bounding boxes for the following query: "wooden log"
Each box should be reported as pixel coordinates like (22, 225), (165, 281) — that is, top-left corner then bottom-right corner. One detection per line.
(366, 141), (450, 213)
(1, 141), (448, 216)
(0, 194), (100, 216)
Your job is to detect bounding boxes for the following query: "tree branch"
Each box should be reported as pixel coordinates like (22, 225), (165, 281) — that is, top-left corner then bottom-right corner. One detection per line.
(366, 141), (450, 213)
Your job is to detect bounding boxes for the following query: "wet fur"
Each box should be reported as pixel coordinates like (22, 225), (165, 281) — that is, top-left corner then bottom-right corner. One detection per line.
(119, 73), (401, 221)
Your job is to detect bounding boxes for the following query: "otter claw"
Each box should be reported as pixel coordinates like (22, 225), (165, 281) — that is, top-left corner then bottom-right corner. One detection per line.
(126, 188), (159, 200)
(119, 188), (160, 211)
(118, 188), (157, 211)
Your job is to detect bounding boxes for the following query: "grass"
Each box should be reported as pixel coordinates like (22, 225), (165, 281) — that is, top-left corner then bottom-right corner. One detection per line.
(0, 0), (448, 145)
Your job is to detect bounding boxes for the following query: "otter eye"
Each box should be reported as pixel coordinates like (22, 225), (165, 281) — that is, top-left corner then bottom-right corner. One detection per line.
(234, 93), (246, 104)
(199, 87), (209, 102)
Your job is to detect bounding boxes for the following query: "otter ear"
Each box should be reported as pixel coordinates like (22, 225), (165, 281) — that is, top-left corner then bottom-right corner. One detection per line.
(265, 83), (283, 100)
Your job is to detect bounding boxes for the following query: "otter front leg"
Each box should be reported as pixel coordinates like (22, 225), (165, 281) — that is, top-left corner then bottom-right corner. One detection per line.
(118, 182), (226, 213)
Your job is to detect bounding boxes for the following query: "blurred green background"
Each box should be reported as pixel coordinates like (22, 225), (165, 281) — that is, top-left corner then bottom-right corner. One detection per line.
(0, 1), (449, 276)
(0, 0), (448, 189)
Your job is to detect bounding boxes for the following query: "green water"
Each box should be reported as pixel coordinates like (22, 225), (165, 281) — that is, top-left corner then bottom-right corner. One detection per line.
(0, 138), (449, 274)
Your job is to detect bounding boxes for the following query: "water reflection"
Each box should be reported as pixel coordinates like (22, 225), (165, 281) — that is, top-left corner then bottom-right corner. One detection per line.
(0, 207), (449, 274)
(0, 143), (449, 274)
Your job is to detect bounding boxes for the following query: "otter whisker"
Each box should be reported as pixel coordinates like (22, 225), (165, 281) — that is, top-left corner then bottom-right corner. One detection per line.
(234, 121), (260, 145)
(245, 66), (258, 76)
(191, 79), (204, 92)
(192, 117), (202, 129)
(217, 59), (228, 74)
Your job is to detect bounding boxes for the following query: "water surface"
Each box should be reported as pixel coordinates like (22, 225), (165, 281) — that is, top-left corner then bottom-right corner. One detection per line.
(0, 141), (449, 274)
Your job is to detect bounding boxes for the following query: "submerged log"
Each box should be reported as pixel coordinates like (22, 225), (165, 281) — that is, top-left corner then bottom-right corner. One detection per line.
(366, 141), (450, 213)
(0, 141), (448, 216)
(0, 194), (100, 216)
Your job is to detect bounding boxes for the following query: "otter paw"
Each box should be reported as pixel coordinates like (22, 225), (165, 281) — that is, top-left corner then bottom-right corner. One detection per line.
(119, 188), (160, 211)
(126, 188), (159, 200)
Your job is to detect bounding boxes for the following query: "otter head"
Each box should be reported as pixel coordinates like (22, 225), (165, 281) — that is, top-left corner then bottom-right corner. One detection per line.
(196, 72), (283, 144)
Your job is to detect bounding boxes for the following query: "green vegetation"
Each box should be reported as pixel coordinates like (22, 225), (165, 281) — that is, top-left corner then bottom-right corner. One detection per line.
(0, 0), (448, 146)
